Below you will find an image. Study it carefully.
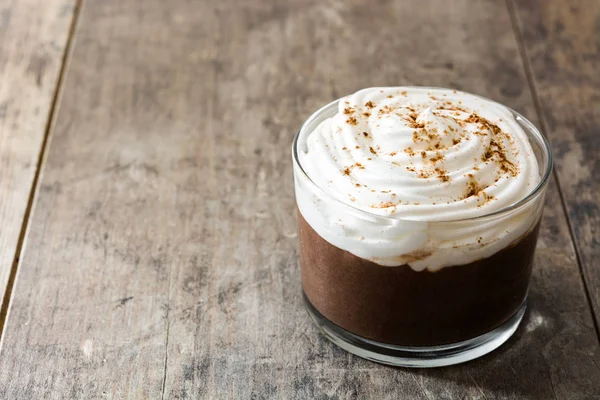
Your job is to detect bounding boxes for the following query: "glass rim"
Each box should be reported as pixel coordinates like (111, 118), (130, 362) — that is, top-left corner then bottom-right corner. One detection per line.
(292, 86), (553, 223)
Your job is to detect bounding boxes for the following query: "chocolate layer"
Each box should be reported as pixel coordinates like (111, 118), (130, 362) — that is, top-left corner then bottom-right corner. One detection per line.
(299, 211), (540, 346)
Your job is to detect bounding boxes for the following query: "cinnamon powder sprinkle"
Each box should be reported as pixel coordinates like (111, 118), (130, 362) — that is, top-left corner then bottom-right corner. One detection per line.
(363, 131), (369, 137)
(344, 107), (355, 115)
(401, 91), (408, 96)
(477, 191), (496, 207)
(404, 148), (414, 156)
(363, 112), (371, 117)
(405, 113), (424, 129)
(466, 114), (519, 177)
(435, 167), (450, 182)
(463, 175), (482, 199)
(429, 153), (444, 163)
(417, 170), (433, 179)
(365, 101), (376, 108)
(390, 151), (398, 156)
(412, 131), (425, 143)
(378, 105), (394, 115)
(371, 201), (397, 209)
(481, 139), (518, 176)
(347, 116), (358, 125)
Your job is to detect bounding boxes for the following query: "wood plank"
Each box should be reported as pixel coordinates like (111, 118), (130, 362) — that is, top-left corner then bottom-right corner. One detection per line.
(0, 0), (76, 324)
(510, 0), (600, 332)
(1, 0), (599, 398)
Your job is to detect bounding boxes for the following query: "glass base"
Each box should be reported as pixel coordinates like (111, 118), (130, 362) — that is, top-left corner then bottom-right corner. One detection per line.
(303, 291), (526, 368)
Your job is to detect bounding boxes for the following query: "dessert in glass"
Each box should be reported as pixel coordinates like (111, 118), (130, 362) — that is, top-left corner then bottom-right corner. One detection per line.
(292, 87), (552, 367)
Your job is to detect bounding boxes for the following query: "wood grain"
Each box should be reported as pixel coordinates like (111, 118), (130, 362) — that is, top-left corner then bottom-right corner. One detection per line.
(0, 0), (76, 322)
(511, 0), (600, 333)
(1, 0), (599, 398)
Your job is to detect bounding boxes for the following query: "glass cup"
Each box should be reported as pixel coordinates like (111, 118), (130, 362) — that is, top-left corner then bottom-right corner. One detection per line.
(292, 89), (552, 367)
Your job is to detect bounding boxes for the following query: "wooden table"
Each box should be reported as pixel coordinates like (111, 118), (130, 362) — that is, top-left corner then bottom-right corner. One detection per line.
(0, 0), (598, 398)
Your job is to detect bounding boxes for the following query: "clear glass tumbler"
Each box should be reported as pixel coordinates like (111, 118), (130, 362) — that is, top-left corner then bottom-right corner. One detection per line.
(292, 91), (552, 367)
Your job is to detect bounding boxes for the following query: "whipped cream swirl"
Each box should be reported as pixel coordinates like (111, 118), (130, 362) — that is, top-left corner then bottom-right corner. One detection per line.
(294, 87), (542, 271)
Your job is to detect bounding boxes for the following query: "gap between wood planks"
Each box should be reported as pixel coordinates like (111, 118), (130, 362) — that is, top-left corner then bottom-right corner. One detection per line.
(505, 0), (600, 344)
(0, 0), (84, 340)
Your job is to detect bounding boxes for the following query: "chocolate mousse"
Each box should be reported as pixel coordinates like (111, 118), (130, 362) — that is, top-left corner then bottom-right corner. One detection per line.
(299, 211), (540, 346)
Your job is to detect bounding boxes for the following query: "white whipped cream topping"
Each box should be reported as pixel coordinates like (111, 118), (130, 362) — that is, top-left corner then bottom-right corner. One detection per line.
(294, 87), (542, 271)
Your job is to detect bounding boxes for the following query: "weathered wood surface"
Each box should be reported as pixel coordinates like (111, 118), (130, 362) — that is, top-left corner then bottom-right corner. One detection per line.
(511, 0), (600, 331)
(1, 0), (600, 398)
(0, 0), (76, 322)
